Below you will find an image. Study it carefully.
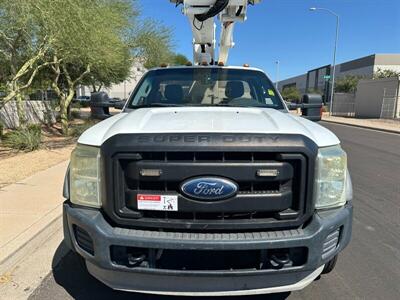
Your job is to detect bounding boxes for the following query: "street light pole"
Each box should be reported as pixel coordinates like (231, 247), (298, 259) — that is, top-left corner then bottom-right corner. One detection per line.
(310, 7), (340, 116)
(275, 60), (280, 89)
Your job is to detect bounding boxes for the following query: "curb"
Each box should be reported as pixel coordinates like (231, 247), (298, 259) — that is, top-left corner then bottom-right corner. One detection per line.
(321, 120), (400, 134)
(0, 210), (63, 275)
(0, 221), (68, 300)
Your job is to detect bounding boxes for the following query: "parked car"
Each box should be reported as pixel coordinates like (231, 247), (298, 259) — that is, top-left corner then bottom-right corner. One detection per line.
(74, 95), (91, 107)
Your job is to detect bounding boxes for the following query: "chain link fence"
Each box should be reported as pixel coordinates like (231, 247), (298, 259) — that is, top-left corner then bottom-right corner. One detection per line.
(380, 88), (399, 119)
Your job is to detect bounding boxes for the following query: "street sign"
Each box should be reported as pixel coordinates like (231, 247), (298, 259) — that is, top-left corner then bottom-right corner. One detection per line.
(323, 75), (331, 79)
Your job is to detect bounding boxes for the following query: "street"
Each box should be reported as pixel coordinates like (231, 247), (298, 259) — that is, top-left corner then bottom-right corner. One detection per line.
(28, 123), (400, 300)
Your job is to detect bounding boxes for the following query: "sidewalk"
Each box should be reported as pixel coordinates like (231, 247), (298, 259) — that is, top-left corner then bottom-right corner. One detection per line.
(322, 115), (400, 133)
(0, 161), (69, 274)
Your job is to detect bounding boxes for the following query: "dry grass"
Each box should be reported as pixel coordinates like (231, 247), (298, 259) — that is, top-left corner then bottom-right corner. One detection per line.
(0, 145), (74, 188)
(0, 110), (106, 188)
(0, 125), (78, 188)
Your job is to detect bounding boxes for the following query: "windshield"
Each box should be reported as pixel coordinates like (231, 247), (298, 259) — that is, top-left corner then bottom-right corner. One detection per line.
(127, 68), (285, 110)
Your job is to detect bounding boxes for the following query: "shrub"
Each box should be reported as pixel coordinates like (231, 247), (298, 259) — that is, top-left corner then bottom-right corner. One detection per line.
(281, 86), (301, 102)
(373, 68), (400, 79)
(70, 110), (81, 120)
(335, 75), (362, 93)
(3, 124), (42, 151)
(69, 120), (97, 137)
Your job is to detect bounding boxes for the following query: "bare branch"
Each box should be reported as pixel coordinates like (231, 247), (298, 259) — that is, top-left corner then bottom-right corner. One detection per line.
(13, 45), (48, 82)
(19, 61), (53, 90)
(0, 29), (14, 49)
(0, 49), (11, 59)
(73, 64), (91, 86)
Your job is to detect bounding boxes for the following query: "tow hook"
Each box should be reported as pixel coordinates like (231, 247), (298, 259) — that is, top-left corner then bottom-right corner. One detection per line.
(128, 253), (146, 267)
(270, 253), (291, 268)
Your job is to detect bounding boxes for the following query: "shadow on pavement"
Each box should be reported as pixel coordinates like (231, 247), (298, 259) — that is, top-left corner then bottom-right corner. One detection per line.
(51, 242), (290, 300)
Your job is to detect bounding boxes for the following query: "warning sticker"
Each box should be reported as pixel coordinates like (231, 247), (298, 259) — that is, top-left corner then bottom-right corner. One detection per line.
(137, 194), (178, 211)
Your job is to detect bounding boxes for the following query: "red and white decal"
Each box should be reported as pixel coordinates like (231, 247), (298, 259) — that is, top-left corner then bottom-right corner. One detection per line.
(137, 194), (178, 211)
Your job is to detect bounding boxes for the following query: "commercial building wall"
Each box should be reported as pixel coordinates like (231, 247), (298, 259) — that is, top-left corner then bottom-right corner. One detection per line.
(277, 74), (307, 93)
(277, 54), (400, 96)
(355, 77), (400, 118)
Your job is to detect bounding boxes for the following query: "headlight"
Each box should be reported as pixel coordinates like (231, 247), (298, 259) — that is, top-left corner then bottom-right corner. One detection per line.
(314, 145), (347, 209)
(70, 144), (101, 208)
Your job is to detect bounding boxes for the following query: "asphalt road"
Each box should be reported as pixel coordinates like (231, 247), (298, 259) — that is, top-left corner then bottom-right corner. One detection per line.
(29, 122), (400, 300)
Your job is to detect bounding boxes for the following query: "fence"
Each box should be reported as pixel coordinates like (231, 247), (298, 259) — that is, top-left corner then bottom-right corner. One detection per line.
(0, 100), (57, 129)
(331, 93), (356, 117)
(330, 78), (400, 119)
(380, 88), (399, 119)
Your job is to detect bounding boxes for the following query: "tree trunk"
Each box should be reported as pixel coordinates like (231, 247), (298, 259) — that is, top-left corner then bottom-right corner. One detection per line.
(60, 88), (75, 135)
(15, 91), (27, 128)
(60, 98), (69, 136)
(91, 84), (102, 93)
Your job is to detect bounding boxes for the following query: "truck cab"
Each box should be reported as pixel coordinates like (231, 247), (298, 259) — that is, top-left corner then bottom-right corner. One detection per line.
(63, 66), (353, 296)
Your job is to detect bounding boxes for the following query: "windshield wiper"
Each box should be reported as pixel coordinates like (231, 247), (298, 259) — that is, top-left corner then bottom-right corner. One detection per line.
(132, 103), (183, 108)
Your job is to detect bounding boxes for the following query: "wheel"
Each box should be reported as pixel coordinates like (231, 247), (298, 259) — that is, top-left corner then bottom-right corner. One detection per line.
(322, 254), (338, 274)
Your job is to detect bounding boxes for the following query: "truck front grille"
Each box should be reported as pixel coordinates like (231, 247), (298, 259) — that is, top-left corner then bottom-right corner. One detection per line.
(100, 134), (317, 231)
(109, 151), (308, 231)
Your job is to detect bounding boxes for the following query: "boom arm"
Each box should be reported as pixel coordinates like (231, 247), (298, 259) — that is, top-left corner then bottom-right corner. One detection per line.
(170, 0), (262, 65)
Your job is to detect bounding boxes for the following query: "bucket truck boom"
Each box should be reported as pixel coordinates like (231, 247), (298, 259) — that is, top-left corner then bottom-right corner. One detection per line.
(170, 0), (262, 65)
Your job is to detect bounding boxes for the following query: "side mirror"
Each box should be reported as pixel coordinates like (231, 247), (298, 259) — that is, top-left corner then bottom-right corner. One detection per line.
(301, 94), (323, 122)
(90, 92), (111, 119)
(286, 101), (298, 110)
(113, 100), (126, 110)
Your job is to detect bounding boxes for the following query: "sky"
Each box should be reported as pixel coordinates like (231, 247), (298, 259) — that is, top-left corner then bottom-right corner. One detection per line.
(139, 0), (400, 81)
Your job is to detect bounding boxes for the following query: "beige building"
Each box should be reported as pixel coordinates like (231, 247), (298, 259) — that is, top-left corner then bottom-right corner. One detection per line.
(77, 60), (147, 100)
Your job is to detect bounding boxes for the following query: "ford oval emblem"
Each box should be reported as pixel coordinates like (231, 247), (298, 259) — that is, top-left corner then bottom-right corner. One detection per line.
(180, 177), (238, 201)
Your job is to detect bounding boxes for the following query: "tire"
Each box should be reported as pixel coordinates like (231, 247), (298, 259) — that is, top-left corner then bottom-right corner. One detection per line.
(322, 254), (338, 274)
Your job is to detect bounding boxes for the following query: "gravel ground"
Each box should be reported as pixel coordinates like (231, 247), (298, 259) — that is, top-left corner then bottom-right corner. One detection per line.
(0, 145), (74, 188)
(0, 127), (77, 188)
(0, 113), (97, 188)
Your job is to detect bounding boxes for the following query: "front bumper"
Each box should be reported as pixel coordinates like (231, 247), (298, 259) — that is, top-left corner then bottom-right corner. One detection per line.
(63, 202), (352, 295)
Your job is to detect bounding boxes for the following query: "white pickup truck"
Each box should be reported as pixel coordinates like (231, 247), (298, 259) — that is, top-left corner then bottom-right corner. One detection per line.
(62, 66), (353, 296)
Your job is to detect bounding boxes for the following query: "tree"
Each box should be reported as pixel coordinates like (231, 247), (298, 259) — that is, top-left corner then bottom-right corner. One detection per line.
(335, 75), (362, 93)
(43, 0), (174, 134)
(281, 86), (301, 102)
(130, 19), (174, 69)
(0, 0), (52, 125)
(1, 0), (175, 134)
(37, 0), (135, 134)
(171, 54), (191, 66)
(373, 68), (400, 79)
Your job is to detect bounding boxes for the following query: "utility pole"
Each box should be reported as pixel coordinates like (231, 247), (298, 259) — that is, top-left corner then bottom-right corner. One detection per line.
(275, 60), (280, 89)
(310, 7), (340, 116)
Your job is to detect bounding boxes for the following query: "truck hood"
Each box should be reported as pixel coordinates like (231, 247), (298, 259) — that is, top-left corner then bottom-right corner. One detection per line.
(78, 107), (339, 147)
